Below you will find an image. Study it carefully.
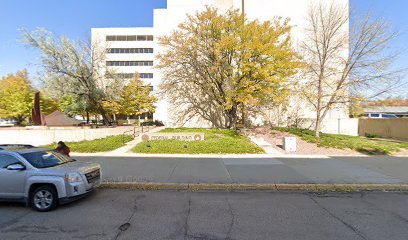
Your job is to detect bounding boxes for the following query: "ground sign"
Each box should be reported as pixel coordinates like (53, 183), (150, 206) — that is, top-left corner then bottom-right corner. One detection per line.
(141, 133), (205, 141)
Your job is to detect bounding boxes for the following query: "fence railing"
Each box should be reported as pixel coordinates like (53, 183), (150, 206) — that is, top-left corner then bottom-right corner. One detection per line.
(122, 125), (154, 144)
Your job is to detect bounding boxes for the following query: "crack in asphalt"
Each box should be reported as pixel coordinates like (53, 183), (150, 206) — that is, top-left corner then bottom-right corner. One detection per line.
(168, 160), (180, 181)
(308, 195), (369, 240)
(0, 211), (31, 231)
(225, 196), (235, 240)
(186, 233), (227, 240)
(184, 196), (192, 240)
(359, 192), (408, 224)
(113, 194), (143, 240)
(220, 159), (234, 183)
(183, 195), (236, 240)
(2, 225), (79, 234)
(72, 233), (107, 239)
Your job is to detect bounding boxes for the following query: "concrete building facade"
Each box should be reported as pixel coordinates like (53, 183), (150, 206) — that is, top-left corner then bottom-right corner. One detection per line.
(92, 0), (351, 130)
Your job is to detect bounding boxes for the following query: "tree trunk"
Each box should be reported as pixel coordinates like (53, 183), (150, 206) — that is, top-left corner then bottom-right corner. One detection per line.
(90, 98), (111, 126)
(241, 103), (246, 128)
(86, 111), (90, 123)
(314, 118), (321, 138)
(99, 108), (111, 126)
(225, 104), (238, 130)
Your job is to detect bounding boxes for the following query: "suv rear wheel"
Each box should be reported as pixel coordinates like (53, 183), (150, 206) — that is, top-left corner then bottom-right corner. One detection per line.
(30, 185), (57, 212)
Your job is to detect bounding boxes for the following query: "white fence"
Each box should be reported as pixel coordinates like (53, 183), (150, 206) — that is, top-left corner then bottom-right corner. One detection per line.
(0, 126), (137, 146)
(299, 118), (359, 136)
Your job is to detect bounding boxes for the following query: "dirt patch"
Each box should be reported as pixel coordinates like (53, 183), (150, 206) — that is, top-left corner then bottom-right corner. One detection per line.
(214, 133), (225, 139)
(244, 127), (365, 156)
(395, 148), (408, 156)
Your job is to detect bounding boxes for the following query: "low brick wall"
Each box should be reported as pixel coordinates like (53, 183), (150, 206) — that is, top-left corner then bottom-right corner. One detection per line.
(359, 118), (408, 141)
(0, 126), (137, 146)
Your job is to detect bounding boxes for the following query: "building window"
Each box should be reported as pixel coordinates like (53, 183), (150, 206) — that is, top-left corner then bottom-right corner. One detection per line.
(126, 35), (136, 41)
(106, 73), (154, 79)
(106, 36), (116, 41)
(116, 35), (127, 41)
(139, 73), (154, 79)
(106, 61), (153, 67)
(137, 35), (147, 41)
(107, 48), (154, 54)
(106, 35), (154, 41)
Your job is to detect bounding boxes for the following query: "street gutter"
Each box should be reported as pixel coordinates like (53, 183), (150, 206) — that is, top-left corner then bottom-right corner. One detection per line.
(101, 182), (408, 192)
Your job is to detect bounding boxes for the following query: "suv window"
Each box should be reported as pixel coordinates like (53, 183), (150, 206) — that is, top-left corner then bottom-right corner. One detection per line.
(21, 151), (74, 169)
(0, 154), (21, 168)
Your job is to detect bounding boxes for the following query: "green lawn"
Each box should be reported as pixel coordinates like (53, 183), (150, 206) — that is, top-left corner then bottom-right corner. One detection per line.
(42, 135), (133, 153)
(274, 127), (408, 155)
(132, 128), (264, 154)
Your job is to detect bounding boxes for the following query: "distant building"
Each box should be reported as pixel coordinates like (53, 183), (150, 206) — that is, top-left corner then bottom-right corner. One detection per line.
(363, 106), (408, 118)
(91, 0), (350, 129)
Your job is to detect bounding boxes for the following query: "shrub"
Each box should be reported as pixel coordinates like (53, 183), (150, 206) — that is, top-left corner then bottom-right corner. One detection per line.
(365, 133), (381, 138)
(141, 120), (165, 126)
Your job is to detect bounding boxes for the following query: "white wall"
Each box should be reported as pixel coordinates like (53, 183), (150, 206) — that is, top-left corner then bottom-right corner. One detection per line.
(299, 118), (359, 136)
(0, 126), (136, 146)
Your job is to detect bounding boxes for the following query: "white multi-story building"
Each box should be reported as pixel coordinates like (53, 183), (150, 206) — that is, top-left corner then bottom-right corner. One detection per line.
(92, 27), (157, 120)
(92, 0), (352, 132)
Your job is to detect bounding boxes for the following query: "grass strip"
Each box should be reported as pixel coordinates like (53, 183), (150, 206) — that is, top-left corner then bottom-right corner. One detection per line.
(132, 128), (264, 154)
(42, 135), (133, 153)
(274, 127), (408, 155)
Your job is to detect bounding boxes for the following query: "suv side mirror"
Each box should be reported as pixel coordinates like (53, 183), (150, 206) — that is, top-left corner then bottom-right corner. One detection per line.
(7, 163), (25, 171)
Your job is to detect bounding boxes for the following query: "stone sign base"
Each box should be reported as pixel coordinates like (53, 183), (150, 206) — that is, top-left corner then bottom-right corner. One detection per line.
(141, 133), (205, 141)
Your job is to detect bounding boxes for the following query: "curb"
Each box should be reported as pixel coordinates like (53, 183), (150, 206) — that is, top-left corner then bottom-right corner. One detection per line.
(71, 153), (333, 158)
(101, 182), (408, 192)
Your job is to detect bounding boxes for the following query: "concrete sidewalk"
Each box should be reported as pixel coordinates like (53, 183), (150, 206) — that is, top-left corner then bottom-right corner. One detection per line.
(108, 126), (165, 155)
(74, 155), (408, 185)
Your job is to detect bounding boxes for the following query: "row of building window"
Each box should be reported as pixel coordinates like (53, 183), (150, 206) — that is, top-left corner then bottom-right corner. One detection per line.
(107, 48), (154, 54)
(106, 61), (153, 67)
(106, 85), (154, 92)
(106, 35), (153, 41)
(106, 73), (153, 79)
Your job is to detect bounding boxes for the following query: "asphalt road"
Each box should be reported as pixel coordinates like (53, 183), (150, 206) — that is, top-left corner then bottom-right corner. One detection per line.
(1, 190), (408, 240)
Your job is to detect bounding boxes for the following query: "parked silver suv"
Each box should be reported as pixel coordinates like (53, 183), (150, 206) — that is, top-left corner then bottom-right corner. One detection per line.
(0, 145), (101, 211)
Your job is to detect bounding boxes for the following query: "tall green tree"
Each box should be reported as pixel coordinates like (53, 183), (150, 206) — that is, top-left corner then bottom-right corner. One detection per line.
(157, 7), (300, 129)
(59, 95), (97, 122)
(21, 28), (121, 125)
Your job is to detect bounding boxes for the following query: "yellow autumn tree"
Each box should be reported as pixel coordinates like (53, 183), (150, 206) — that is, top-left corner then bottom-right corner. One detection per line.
(157, 7), (300, 129)
(0, 70), (59, 123)
(119, 74), (156, 117)
(0, 70), (34, 122)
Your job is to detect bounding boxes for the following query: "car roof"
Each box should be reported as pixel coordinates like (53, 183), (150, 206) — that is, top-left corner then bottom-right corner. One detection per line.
(0, 144), (35, 151)
(13, 147), (51, 154)
(0, 144), (51, 154)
